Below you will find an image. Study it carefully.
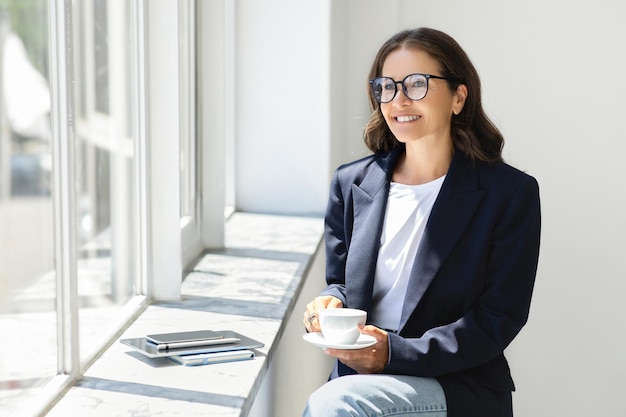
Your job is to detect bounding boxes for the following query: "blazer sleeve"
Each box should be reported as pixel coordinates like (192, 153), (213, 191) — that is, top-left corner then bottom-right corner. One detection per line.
(385, 174), (541, 377)
(319, 167), (349, 305)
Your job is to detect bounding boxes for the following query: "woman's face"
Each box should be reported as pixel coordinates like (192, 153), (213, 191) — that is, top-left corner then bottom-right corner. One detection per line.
(380, 47), (466, 146)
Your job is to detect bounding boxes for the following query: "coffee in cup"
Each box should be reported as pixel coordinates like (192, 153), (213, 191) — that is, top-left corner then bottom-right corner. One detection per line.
(318, 308), (367, 345)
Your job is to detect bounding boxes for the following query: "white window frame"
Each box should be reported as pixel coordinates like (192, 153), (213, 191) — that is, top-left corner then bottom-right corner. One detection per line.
(17, 0), (238, 412)
(179, 0), (203, 267)
(197, 0), (236, 250)
(144, 0), (182, 299)
(17, 0), (188, 414)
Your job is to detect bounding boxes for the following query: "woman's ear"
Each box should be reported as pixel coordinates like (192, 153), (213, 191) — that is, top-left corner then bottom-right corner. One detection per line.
(453, 84), (468, 115)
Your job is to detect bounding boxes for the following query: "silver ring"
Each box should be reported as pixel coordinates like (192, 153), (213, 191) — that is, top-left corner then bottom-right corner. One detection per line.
(307, 313), (316, 324)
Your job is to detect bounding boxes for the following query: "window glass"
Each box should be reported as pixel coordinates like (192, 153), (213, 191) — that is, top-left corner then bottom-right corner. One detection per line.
(0, 0), (56, 414)
(73, 0), (139, 359)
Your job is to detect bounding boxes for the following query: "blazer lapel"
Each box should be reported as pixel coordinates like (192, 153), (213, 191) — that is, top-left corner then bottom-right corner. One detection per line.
(399, 151), (486, 331)
(346, 149), (402, 311)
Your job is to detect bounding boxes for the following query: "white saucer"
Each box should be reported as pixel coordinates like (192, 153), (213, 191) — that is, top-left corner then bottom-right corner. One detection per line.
(302, 332), (377, 350)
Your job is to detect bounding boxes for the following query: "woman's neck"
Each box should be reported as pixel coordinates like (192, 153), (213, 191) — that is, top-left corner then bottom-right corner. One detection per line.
(392, 140), (453, 185)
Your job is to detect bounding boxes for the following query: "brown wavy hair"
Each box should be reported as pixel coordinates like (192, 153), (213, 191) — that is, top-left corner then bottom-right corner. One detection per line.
(364, 28), (503, 162)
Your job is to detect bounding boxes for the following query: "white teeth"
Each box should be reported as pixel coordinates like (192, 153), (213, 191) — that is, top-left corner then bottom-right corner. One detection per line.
(396, 115), (419, 122)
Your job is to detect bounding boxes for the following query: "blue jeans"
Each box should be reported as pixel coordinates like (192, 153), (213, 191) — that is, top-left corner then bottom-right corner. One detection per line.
(303, 374), (447, 417)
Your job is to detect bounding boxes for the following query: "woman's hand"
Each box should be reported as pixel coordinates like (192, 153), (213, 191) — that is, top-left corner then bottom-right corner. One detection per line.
(324, 325), (389, 374)
(303, 296), (343, 332)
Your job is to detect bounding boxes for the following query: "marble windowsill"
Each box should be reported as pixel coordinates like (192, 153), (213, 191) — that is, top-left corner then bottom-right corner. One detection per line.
(46, 212), (324, 417)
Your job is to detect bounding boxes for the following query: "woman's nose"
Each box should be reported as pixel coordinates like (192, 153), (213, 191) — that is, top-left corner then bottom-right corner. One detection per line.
(392, 87), (411, 106)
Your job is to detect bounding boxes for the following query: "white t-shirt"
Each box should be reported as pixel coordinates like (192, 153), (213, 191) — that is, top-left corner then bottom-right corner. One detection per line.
(368, 176), (445, 332)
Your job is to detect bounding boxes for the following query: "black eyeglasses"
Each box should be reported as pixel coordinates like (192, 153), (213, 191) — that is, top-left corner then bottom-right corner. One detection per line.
(369, 73), (456, 104)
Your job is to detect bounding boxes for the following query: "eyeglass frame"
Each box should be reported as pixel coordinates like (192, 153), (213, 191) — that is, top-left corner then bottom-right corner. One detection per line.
(369, 73), (458, 104)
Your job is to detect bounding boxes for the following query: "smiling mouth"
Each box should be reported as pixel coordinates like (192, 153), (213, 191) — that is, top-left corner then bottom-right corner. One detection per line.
(395, 115), (420, 122)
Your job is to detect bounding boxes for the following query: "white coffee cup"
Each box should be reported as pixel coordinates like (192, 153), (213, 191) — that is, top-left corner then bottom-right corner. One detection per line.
(318, 308), (367, 345)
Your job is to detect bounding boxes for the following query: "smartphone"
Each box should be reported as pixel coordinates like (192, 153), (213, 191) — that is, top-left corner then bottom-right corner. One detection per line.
(146, 330), (236, 350)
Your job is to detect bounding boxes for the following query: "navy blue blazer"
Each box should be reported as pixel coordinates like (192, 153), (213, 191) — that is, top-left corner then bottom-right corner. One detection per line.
(320, 145), (541, 417)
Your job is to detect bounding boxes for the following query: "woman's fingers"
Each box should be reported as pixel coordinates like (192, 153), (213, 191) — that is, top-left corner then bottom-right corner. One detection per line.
(303, 296), (343, 332)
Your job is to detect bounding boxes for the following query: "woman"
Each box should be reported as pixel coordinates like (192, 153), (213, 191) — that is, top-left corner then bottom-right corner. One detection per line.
(302, 27), (541, 417)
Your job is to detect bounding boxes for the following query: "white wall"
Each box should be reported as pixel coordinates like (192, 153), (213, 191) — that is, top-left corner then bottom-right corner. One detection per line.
(248, 244), (334, 417)
(235, 1), (626, 415)
(235, 0), (331, 216)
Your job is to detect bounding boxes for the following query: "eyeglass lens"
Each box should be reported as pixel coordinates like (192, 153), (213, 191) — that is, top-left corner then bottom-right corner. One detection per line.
(371, 74), (429, 103)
